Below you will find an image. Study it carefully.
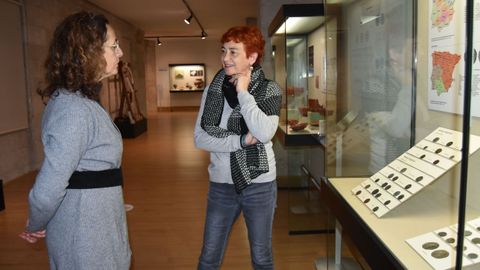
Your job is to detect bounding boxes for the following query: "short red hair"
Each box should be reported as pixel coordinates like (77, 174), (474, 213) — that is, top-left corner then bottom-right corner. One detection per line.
(221, 25), (265, 65)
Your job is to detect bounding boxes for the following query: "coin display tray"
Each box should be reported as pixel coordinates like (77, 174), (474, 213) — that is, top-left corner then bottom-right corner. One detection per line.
(351, 127), (480, 218)
(406, 217), (480, 270)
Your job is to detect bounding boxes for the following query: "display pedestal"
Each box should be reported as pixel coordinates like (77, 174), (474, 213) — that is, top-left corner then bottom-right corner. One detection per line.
(315, 257), (361, 270)
(114, 117), (147, 138)
(320, 178), (406, 269)
(0, 179), (5, 211)
(314, 222), (362, 270)
(321, 177), (480, 269)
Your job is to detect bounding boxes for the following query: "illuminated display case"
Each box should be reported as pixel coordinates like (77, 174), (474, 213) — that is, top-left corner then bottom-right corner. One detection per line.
(315, 1), (480, 270)
(269, 4), (327, 146)
(269, 4), (330, 235)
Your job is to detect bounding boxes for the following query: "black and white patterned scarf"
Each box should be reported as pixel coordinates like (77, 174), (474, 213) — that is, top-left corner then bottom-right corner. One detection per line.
(201, 65), (281, 193)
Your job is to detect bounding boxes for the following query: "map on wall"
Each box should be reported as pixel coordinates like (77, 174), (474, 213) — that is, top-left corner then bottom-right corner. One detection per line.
(431, 51), (461, 96)
(428, 0), (480, 117)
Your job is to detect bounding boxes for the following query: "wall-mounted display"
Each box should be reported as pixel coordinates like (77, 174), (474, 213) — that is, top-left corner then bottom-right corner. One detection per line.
(427, 0), (480, 117)
(169, 63), (205, 92)
(0, 1), (29, 135)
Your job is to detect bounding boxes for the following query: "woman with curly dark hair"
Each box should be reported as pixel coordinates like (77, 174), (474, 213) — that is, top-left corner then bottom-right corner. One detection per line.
(19, 11), (131, 269)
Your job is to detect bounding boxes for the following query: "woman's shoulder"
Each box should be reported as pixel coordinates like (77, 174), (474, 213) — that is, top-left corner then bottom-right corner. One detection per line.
(42, 90), (98, 131)
(265, 80), (281, 95)
(47, 89), (95, 114)
(51, 89), (95, 104)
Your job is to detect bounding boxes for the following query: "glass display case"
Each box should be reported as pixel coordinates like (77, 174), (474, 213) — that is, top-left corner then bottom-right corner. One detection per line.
(269, 4), (330, 235)
(316, 0), (480, 269)
(269, 4), (327, 146)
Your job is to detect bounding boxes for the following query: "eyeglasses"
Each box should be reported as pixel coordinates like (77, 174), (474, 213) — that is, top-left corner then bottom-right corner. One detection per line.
(104, 40), (121, 51)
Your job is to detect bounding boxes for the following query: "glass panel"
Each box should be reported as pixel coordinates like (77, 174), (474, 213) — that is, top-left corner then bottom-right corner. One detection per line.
(462, 0), (480, 267)
(272, 28), (287, 132)
(325, 0), (414, 178)
(286, 36), (308, 129)
(323, 0), (480, 269)
(270, 7), (329, 234)
(324, 0), (416, 268)
(273, 15), (327, 138)
(413, 1), (480, 268)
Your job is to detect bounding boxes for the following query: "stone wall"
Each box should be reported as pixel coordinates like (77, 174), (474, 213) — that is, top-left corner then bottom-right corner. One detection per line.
(0, 0), (145, 183)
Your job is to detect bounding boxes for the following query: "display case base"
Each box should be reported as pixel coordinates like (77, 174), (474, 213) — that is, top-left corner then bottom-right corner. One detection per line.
(314, 257), (361, 270)
(114, 118), (148, 138)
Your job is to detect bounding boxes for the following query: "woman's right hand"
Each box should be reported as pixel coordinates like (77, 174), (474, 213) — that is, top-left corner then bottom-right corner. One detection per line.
(19, 219), (46, 243)
(19, 230), (46, 243)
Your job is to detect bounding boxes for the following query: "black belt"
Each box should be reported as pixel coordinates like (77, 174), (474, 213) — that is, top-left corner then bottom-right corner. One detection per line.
(67, 168), (123, 189)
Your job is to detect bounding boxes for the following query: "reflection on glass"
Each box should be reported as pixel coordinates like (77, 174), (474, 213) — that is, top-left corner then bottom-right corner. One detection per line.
(325, 1), (414, 177)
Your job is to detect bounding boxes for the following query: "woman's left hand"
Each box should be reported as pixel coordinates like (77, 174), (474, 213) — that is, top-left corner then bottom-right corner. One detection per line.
(244, 132), (258, 146)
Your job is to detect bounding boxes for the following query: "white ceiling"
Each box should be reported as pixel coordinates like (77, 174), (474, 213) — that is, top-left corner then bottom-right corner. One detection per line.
(88, 0), (259, 40)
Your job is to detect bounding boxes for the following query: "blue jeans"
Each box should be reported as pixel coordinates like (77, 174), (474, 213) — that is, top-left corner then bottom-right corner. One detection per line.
(198, 181), (277, 270)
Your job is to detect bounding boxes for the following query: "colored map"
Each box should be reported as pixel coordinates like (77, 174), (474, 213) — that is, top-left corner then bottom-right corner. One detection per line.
(431, 0), (455, 31)
(431, 51), (461, 95)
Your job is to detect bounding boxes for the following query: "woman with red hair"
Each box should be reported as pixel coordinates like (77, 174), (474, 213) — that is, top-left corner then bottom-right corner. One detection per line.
(194, 25), (281, 269)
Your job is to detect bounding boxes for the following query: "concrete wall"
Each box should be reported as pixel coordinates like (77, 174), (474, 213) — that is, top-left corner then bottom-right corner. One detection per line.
(144, 40), (158, 116)
(0, 0), (145, 183)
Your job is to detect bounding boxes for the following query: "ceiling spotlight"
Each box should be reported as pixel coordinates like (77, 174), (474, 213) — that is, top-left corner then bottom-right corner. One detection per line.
(184, 14), (192, 24)
(201, 31), (207, 40)
(156, 38), (162, 46)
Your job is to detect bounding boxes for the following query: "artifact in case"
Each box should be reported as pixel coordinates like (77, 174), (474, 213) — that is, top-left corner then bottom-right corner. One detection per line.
(269, 4), (327, 146)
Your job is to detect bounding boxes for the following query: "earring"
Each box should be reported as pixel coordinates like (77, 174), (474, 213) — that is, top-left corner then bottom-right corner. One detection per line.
(249, 65), (253, 70)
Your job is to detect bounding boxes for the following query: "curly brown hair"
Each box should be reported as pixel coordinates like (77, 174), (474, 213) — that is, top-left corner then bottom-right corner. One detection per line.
(220, 25), (265, 65)
(38, 11), (109, 102)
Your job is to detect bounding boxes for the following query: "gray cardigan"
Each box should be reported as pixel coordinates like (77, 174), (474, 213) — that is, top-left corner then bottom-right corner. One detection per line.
(28, 90), (131, 269)
(194, 86), (279, 184)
